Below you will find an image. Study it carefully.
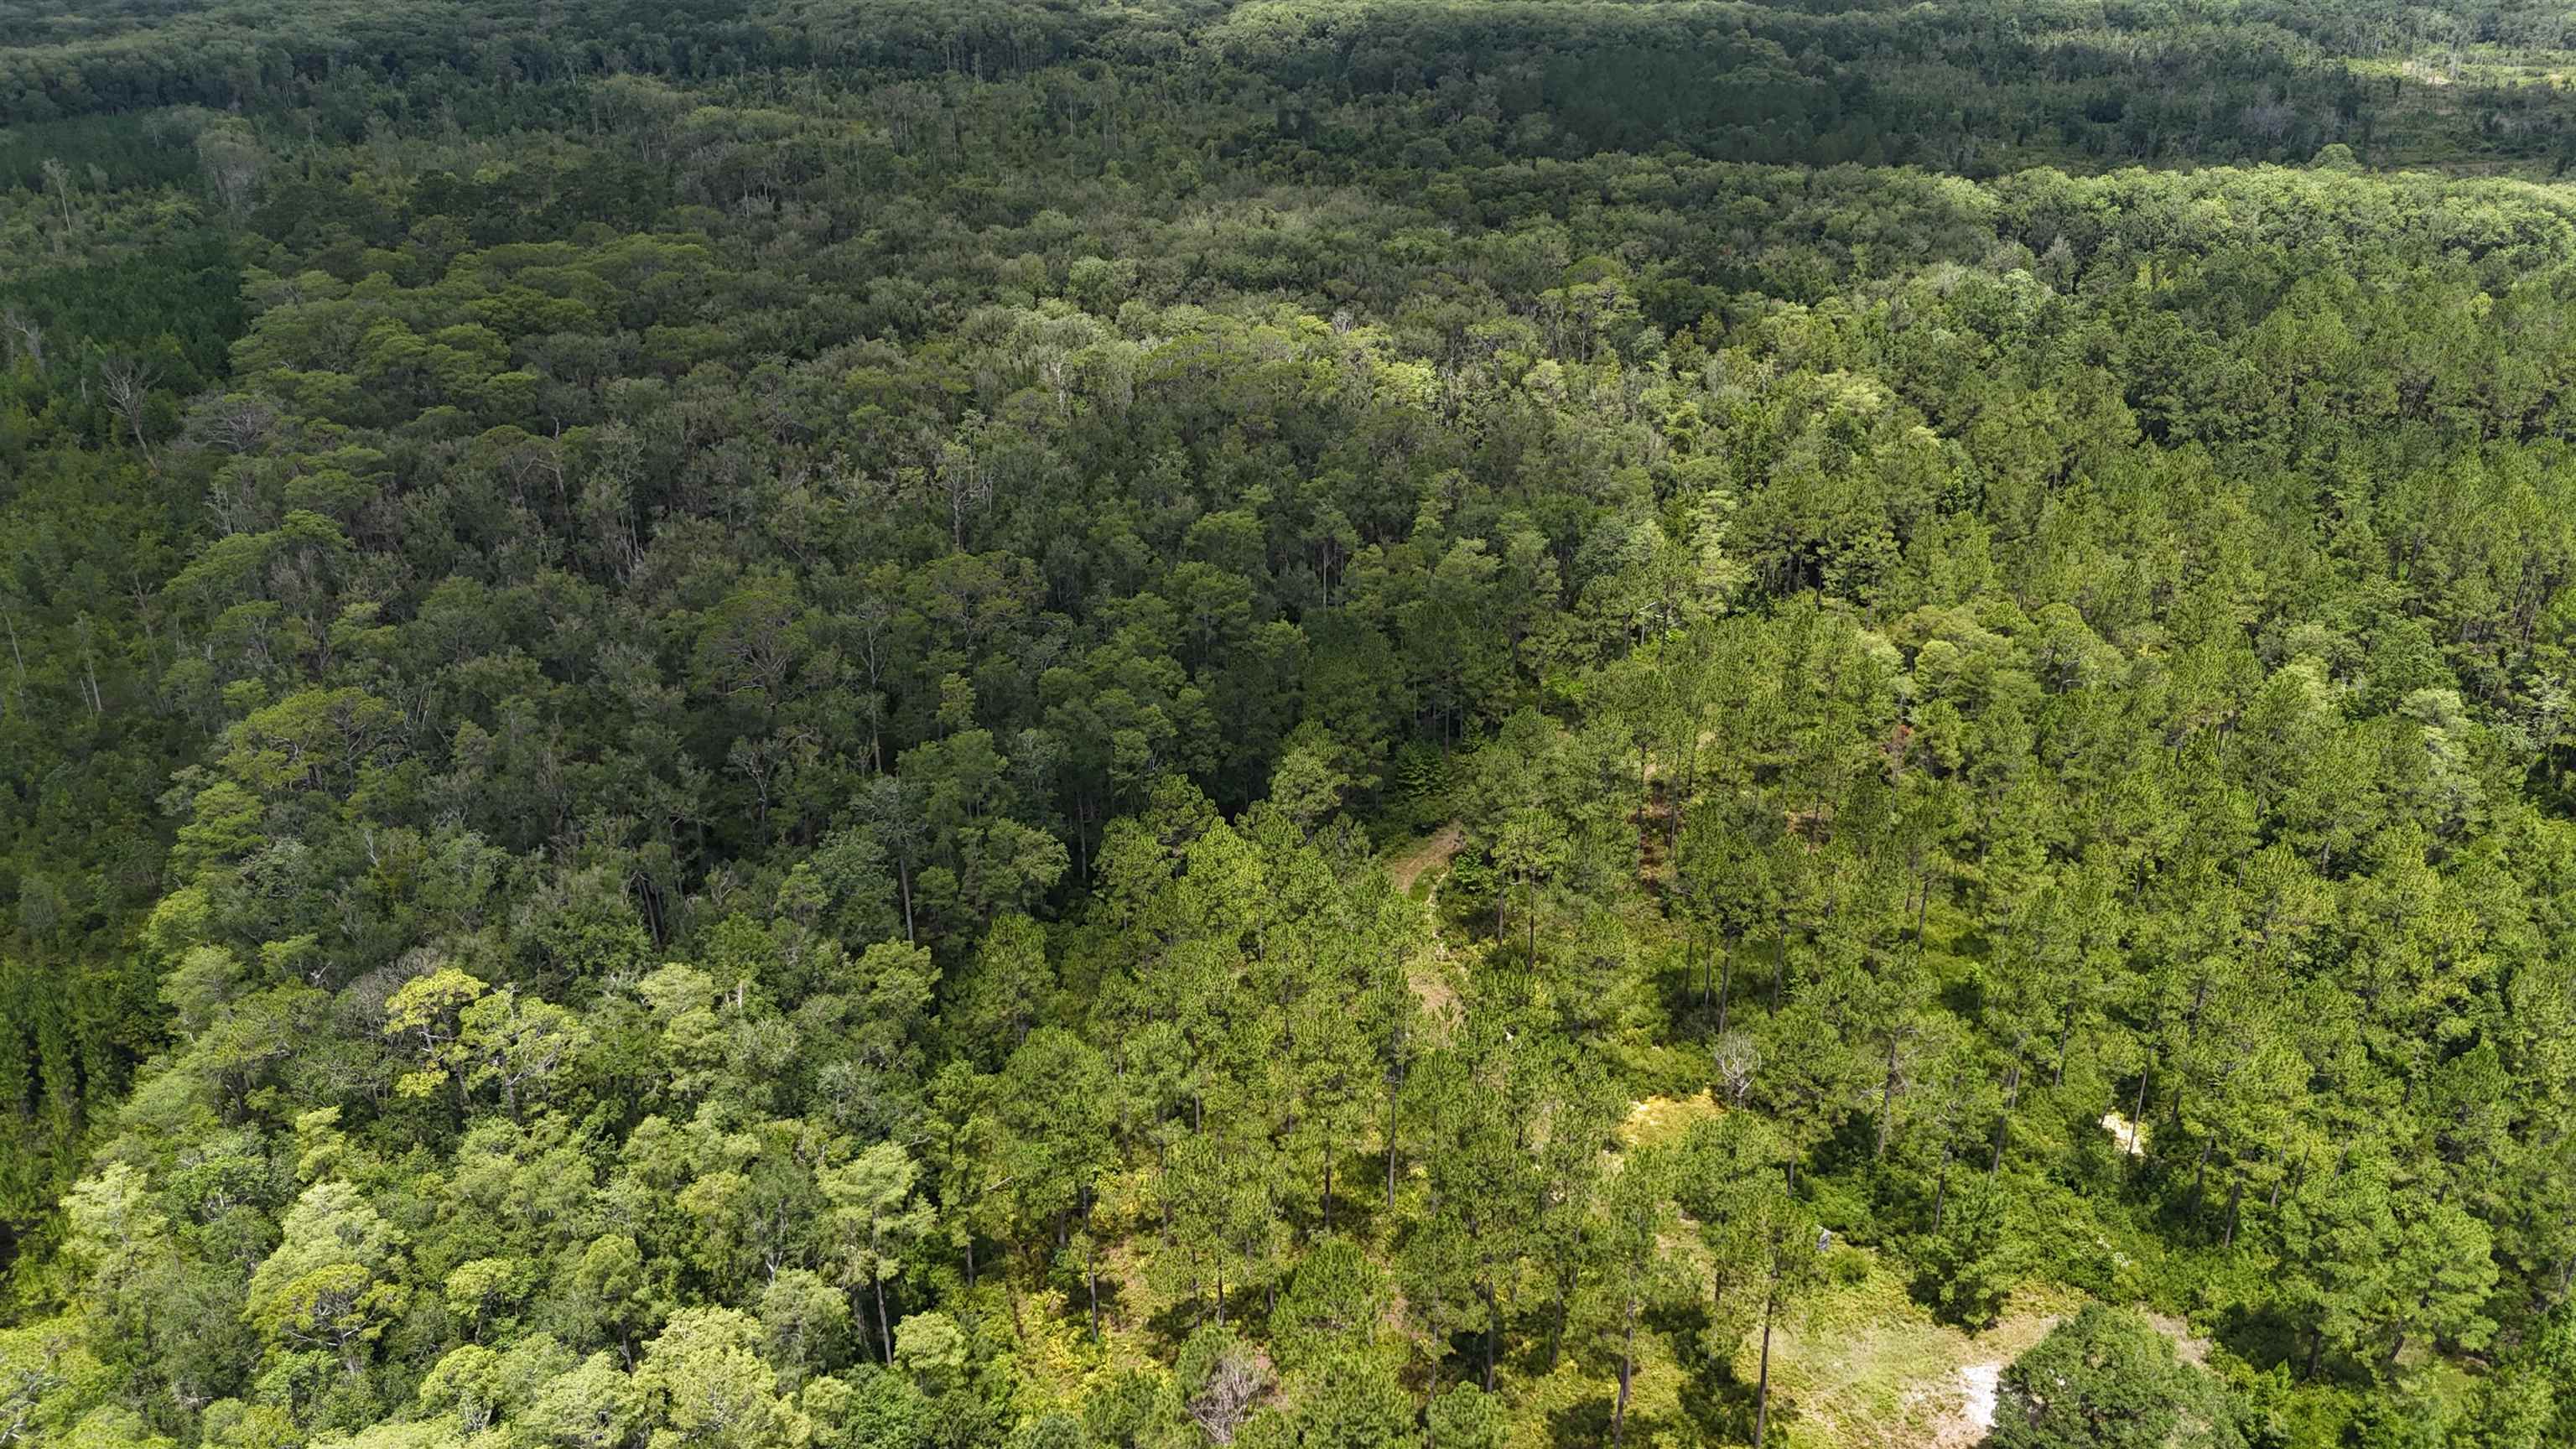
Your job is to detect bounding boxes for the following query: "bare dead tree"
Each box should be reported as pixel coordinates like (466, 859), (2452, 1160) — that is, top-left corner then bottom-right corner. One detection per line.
(39, 158), (74, 249)
(96, 356), (160, 461)
(190, 392), (280, 456)
(1185, 1348), (1269, 1446)
(933, 423), (995, 552)
(195, 122), (267, 216)
(0, 600), (29, 714)
(0, 309), (43, 368)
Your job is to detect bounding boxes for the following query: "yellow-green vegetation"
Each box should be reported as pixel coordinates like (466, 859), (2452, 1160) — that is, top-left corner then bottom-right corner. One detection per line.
(1757, 1260), (2076, 1449)
(1621, 1094), (1725, 1150)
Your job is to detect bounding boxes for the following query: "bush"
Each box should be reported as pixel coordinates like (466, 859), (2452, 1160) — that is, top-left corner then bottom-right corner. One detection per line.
(1992, 1304), (2241, 1449)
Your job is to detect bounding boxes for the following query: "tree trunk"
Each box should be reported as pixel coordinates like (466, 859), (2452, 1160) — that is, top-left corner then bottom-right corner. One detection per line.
(1481, 1283), (1498, 1391)
(1386, 1104), (1399, 1211)
(875, 1274), (894, 1366)
(1526, 878), (1537, 961)
(1716, 938), (1735, 1036)
(1755, 1296), (1777, 1449)
(897, 860), (916, 943)
(1989, 1067), (2018, 1177)
(1546, 1268), (1573, 1371)
(1613, 1299), (1638, 1446)
(1875, 1031), (1902, 1159)
(2127, 1055), (2153, 1176)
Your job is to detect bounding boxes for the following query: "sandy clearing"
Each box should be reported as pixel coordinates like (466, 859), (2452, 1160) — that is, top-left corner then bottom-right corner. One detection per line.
(1954, 1361), (2002, 1442)
(2101, 1110), (2148, 1156)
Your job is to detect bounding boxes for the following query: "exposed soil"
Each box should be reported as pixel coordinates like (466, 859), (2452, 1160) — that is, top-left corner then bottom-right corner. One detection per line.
(1388, 821), (1463, 895)
(1942, 1361), (2003, 1449)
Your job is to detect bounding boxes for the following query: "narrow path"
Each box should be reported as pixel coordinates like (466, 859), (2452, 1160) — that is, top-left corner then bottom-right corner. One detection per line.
(1388, 821), (1462, 895)
(1389, 823), (1464, 1020)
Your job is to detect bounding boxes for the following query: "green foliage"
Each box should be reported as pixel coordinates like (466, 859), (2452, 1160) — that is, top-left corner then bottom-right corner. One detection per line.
(8, 1), (2576, 1446)
(1992, 1305), (2243, 1449)
(1913, 1176), (2012, 1331)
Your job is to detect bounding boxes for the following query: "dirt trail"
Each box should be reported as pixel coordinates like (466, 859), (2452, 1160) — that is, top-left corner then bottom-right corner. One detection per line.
(1388, 822), (1462, 895)
(1388, 823), (1465, 1020)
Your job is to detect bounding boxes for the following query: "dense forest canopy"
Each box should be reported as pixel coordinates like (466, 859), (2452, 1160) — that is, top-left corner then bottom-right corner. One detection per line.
(13, 0), (2576, 1446)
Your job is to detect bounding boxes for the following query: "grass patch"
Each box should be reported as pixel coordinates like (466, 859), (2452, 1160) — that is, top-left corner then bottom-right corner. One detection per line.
(1759, 1253), (2077, 1449)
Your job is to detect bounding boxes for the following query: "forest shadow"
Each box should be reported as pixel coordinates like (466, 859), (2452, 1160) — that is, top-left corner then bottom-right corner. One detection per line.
(2213, 1299), (2312, 1377)
(1545, 1391), (1618, 1449)
(1656, 1298), (1760, 1446)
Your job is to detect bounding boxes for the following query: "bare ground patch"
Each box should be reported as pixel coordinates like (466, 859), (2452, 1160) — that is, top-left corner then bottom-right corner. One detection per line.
(2148, 1310), (2213, 1368)
(1389, 821), (1463, 895)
